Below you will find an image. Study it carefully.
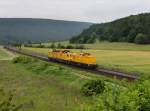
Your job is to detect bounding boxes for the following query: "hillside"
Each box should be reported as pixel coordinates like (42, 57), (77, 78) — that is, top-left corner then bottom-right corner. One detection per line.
(0, 18), (92, 44)
(70, 13), (150, 44)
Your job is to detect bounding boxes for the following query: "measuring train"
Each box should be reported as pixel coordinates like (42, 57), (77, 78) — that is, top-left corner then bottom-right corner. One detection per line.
(48, 49), (97, 69)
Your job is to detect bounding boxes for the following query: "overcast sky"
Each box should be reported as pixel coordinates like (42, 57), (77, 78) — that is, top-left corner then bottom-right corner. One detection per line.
(0, 0), (150, 23)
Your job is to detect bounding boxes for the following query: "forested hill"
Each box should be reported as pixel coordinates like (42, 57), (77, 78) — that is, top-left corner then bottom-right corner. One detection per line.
(70, 13), (150, 44)
(0, 18), (92, 44)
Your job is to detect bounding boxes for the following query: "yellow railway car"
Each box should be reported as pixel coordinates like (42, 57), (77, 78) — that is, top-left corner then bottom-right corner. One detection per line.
(48, 49), (97, 69)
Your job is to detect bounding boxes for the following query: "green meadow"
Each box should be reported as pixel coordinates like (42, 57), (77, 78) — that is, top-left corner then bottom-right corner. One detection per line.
(0, 61), (90, 111)
(42, 41), (150, 51)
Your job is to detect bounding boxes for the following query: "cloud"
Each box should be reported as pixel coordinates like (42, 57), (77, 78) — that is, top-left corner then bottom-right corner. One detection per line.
(0, 0), (150, 23)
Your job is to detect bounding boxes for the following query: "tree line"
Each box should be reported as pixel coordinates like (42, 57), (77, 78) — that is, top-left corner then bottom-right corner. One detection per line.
(24, 43), (85, 49)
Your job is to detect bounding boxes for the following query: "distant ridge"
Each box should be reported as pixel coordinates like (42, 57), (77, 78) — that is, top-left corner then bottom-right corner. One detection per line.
(0, 18), (92, 44)
(70, 13), (150, 44)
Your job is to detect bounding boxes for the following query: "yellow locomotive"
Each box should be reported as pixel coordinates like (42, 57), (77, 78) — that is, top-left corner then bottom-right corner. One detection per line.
(48, 49), (97, 69)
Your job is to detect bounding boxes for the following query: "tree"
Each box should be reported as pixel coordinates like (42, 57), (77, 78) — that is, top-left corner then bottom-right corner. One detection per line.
(127, 29), (137, 43)
(50, 42), (56, 49)
(87, 32), (97, 43)
(57, 43), (62, 48)
(134, 33), (146, 44)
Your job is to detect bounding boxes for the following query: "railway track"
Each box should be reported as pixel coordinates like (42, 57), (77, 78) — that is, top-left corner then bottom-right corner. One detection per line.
(4, 46), (139, 81)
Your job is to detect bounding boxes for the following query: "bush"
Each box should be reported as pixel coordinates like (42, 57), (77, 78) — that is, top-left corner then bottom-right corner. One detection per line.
(66, 45), (74, 49)
(75, 45), (85, 49)
(50, 43), (56, 49)
(24, 44), (46, 48)
(134, 33), (146, 44)
(12, 56), (35, 64)
(60, 45), (66, 49)
(82, 80), (150, 111)
(81, 80), (105, 96)
(24, 44), (33, 47)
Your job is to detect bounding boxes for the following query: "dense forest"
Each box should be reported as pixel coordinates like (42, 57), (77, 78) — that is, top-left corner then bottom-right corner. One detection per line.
(0, 18), (92, 44)
(70, 13), (150, 44)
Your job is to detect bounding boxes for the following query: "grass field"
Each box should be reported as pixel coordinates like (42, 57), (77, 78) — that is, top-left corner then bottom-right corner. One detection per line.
(0, 61), (86, 111)
(0, 56), (118, 111)
(42, 41), (150, 51)
(23, 44), (150, 78)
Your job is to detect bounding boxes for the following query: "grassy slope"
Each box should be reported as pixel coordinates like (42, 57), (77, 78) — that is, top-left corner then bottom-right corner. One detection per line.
(0, 61), (86, 111)
(0, 57), (117, 111)
(23, 42), (150, 77)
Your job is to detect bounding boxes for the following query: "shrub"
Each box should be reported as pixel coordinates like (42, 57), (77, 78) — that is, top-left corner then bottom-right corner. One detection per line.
(24, 44), (33, 47)
(66, 45), (74, 49)
(81, 80), (105, 96)
(134, 80), (150, 111)
(50, 43), (56, 49)
(12, 56), (35, 64)
(60, 45), (66, 49)
(24, 44), (46, 48)
(75, 45), (85, 49)
(134, 33), (146, 44)
(82, 80), (150, 111)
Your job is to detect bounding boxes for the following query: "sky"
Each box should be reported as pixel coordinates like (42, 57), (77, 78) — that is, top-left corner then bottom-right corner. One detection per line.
(0, 0), (150, 23)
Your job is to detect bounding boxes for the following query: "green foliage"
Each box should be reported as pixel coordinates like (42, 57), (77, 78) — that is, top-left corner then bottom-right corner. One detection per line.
(12, 43), (22, 49)
(134, 81), (150, 111)
(50, 42), (56, 49)
(134, 33), (146, 44)
(57, 43), (63, 49)
(0, 89), (22, 111)
(66, 45), (74, 49)
(70, 13), (150, 44)
(24, 43), (86, 49)
(127, 29), (137, 42)
(81, 80), (105, 96)
(86, 32), (97, 43)
(12, 56), (36, 64)
(134, 33), (150, 44)
(83, 80), (150, 111)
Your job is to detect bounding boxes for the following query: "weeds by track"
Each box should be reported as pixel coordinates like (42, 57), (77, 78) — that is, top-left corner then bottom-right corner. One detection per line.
(4, 46), (139, 81)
